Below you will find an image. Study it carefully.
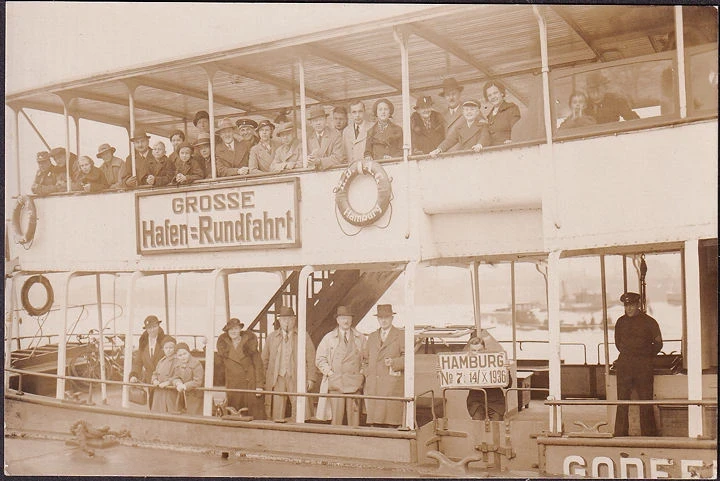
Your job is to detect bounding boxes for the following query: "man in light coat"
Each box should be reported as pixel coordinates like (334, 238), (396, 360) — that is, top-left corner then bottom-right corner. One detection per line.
(215, 118), (253, 177)
(342, 100), (370, 162)
(315, 305), (365, 426)
(306, 106), (346, 171)
(363, 304), (405, 428)
(262, 306), (320, 422)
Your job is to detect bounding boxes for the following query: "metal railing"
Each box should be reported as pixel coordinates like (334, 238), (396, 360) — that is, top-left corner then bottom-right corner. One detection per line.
(597, 338), (682, 364)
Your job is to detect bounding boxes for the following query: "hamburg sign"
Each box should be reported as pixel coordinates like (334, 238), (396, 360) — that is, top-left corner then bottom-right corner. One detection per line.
(135, 178), (300, 254)
(437, 351), (509, 388)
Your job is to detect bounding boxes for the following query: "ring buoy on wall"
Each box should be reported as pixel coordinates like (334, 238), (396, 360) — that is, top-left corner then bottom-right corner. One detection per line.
(12, 195), (38, 245)
(21, 274), (54, 317)
(334, 160), (392, 227)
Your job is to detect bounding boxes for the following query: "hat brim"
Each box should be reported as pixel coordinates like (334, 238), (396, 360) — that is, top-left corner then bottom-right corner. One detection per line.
(439, 85), (464, 97)
(131, 135), (150, 141)
(96, 147), (116, 158)
(373, 312), (396, 316)
(276, 128), (294, 136)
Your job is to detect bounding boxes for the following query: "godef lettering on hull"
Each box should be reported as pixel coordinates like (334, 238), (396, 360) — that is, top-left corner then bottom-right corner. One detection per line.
(563, 455), (717, 478)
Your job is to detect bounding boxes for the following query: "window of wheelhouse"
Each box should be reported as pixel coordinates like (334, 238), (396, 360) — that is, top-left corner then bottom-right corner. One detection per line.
(683, 6), (718, 119)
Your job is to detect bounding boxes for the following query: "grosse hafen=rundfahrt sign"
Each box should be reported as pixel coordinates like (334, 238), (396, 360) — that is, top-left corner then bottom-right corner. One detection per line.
(437, 351), (509, 388)
(135, 178), (300, 254)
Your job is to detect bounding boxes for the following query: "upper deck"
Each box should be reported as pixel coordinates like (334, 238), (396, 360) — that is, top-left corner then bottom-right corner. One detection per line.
(5, 4), (718, 271)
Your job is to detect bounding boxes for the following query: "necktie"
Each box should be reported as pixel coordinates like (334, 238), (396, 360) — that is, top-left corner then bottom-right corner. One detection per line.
(150, 346), (154, 357)
(381, 330), (388, 343)
(344, 332), (349, 344)
(283, 330), (289, 343)
(354, 124), (359, 139)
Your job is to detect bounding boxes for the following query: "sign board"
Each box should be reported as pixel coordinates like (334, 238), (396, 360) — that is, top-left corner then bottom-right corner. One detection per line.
(135, 178), (300, 254)
(437, 351), (509, 388)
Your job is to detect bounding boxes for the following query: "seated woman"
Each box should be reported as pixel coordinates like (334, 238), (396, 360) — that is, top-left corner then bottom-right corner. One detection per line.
(410, 96), (445, 155)
(483, 81), (521, 146)
(270, 122), (302, 172)
(464, 332), (512, 421)
(76, 155), (109, 193)
(150, 336), (179, 413)
(216, 318), (265, 419)
(171, 342), (204, 415)
(364, 98), (403, 161)
(172, 143), (204, 185)
(558, 91), (597, 130)
(248, 120), (276, 174)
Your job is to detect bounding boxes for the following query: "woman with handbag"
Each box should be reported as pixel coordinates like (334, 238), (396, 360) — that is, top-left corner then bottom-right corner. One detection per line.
(172, 342), (204, 415)
(150, 336), (179, 413)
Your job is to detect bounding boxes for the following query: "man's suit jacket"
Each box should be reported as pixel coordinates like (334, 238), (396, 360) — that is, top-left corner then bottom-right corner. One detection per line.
(342, 121), (370, 162)
(307, 127), (346, 170)
(216, 139), (252, 177)
(443, 107), (464, 135)
(437, 118), (492, 153)
(262, 328), (320, 392)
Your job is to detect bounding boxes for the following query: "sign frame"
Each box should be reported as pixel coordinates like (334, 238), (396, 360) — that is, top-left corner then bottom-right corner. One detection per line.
(437, 351), (509, 388)
(134, 176), (301, 255)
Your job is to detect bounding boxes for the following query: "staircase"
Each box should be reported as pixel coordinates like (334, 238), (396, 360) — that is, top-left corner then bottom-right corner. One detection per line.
(244, 268), (403, 348)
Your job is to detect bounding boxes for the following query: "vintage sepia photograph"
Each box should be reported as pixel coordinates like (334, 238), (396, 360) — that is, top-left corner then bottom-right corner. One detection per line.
(4, 2), (718, 478)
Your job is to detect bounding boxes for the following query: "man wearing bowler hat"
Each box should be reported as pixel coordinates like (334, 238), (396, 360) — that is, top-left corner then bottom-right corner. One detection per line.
(363, 304), (405, 428)
(262, 306), (320, 422)
(306, 106), (346, 171)
(129, 315), (166, 406)
(613, 292), (663, 436)
(96, 143), (125, 188)
(315, 306), (365, 426)
(439, 77), (465, 134)
(119, 129), (154, 188)
(586, 71), (640, 124)
(410, 96), (445, 155)
(430, 98), (491, 157)
(216, 118), (253, 177)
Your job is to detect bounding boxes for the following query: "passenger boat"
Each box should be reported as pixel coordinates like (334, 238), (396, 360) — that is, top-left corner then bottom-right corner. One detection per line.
(5, 4), (718, 478)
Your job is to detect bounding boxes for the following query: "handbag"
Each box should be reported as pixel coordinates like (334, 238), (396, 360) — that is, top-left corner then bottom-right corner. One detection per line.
(129, 385), (148, 405)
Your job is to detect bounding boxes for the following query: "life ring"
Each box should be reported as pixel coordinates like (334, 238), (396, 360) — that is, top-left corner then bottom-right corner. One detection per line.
(12, 195), (38, 245)
(21, 275), (54, 317)
(334, 160), (392, 227)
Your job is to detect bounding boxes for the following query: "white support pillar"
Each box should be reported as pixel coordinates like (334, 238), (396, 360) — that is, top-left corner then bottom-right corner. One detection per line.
(298, 58), (309, 169)
(5, 275), (18, 390)
(683, 240), (703, 437)
(56, 272), (76, 399)
(511, 261), (518, 363)
(12, 108), (21, 196)
(121, 271), (144, 407)
(403, 261), (417, 430)
(470, 260), (481, 334)
(394, 27), (413, 240)
(205, 67), (218, 179)
(295, 265), (315, 423)
(203, 269), (224, 416)
(62, 101), (72, 193)
(74, 115), (81, 158)
(547, 250), (563, 433)
(96, 274), (108, 402)
(675, 6), (688, 119)
(127, 83), (137, 178)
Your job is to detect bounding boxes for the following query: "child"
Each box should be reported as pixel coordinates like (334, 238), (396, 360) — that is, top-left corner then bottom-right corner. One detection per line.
(173, 143), (204, 185)
(77, 155), (109, 193)
(145, 141), (175, 187)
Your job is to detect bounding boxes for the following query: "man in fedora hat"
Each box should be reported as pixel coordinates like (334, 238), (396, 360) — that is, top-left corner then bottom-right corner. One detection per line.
(613, 292), (663, 436)
(270, 122), (302, 172)
(410, 96), (445, 155)
(342, 100), (370, 162)
(262, 306), (320, 422)
(306, 105), (346, 171)
(585, 71), (639, 124)
(129, 315), (166, 405)
(363, 304), (405, 427)
(430, 99), (491, 157)
(119, 129), (153, 188)
(193, 132), (213, 178)
(216, 118), (253, 177)
(315, 305), (365, 426)
(439, 77), (465, 134)
(49, 147), (82, 191)
(96, 143), (125, 189)
(31, 151), (60, 196)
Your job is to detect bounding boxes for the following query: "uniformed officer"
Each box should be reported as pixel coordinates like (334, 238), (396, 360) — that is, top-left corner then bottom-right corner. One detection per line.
(613, 292), (663, 436)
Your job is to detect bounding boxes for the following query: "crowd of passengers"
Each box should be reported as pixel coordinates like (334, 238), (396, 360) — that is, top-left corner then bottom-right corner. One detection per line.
(31, 73), (634, 196)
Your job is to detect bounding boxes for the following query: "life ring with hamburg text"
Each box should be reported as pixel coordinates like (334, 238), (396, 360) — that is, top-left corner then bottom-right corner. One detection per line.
(12, 195), (38, 245)
(21, 274), (54, 317)
(334, 160), (392, 227)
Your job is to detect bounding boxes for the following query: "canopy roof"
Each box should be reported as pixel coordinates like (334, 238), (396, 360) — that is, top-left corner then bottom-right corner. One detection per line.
(6, 5), (715, 139)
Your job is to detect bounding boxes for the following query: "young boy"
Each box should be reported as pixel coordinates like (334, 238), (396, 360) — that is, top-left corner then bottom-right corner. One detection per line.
(77, 155), (109, 193)
(145, 141), (175, 187)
